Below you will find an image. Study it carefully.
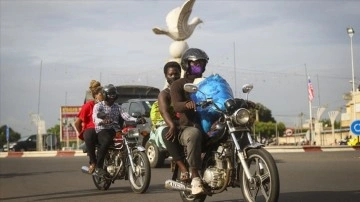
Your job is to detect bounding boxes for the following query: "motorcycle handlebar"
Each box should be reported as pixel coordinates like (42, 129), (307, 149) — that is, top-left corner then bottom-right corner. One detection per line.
(195, 98), (224, 113)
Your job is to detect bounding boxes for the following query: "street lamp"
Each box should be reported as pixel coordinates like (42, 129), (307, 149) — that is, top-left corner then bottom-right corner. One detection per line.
(347, 27), (356, 121)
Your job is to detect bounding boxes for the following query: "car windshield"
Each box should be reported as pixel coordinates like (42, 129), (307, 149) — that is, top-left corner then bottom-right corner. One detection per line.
(143, 101), (155, 111)
(18, 136), (29, 141)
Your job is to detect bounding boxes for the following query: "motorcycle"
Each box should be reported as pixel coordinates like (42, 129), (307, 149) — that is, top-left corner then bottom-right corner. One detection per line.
(164, 81), (280, 202)
(81, 113), (151, 193)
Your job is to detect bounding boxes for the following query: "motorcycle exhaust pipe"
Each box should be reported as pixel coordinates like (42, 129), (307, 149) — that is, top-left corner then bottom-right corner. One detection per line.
(164, 180), (191, 192)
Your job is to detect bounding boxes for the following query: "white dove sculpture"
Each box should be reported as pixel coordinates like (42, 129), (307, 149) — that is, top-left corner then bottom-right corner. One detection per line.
(152, 0), (203, 41)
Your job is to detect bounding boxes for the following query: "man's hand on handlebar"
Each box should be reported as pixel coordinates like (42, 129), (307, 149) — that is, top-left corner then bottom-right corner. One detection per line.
(185, 100), (196, 110)
(136, 117), (146, 124)
(99, 118), (111, 125)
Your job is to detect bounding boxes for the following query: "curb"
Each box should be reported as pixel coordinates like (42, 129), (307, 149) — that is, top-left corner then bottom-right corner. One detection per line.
(0, 150), (87, 158)
(264, 145), (360, 153)
(0, 146), (359, 158)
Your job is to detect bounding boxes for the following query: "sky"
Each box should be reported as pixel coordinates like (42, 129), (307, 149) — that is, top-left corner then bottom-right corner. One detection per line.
(1, 0), (359, 137)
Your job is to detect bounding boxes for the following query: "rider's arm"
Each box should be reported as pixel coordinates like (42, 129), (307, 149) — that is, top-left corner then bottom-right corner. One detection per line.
(92, 102), (103, 126)
(75, 101), (91, 133)
(158, 91), (175, 128)
(74, 118), (83, 134)
(120, 108), (137, 122)
(170, 79), (190, 113)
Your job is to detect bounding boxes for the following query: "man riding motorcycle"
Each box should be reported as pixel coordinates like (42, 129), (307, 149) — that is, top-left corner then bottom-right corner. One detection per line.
(170, 48), (209, 195)
(92, 84), (144, 176)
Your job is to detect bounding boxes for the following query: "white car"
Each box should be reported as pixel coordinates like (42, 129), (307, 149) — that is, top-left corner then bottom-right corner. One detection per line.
(2, 142), (17, 152)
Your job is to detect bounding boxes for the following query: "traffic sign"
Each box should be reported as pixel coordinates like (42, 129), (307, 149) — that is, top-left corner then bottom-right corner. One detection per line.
(350, 120), (360, 136)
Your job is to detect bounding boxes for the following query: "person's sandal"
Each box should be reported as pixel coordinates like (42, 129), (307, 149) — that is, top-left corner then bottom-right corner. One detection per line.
(88, 163), (96, 174)
(180, 171), (190, 182)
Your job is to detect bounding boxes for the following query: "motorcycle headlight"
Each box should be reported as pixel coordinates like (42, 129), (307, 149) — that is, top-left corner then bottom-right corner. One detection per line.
(232, 108), (250, 125)
(126, 128), (140, 138)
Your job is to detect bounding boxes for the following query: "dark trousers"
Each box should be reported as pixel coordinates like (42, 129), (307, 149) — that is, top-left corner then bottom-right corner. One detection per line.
(96, 129), (115, 169)
(161, 127), (184, 162)
(83, 128), (98, 165)
(178, 126), (202, 170)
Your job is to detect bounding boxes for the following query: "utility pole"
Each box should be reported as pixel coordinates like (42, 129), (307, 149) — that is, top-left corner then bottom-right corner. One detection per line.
(36, 60), (43, 151)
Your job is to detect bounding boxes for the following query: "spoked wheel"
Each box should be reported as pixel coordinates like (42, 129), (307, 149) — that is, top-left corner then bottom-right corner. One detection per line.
(128, 151), (151, 193)
(178, 164), (207, 202)
(92, 173), (111, 190)
(240, 148), (280, 202)
(92, 154), (111, 190)
(179, 190), (207, 202)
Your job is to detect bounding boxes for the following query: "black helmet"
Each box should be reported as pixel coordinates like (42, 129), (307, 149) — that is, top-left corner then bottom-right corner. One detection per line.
(103, 84), (118, 101)
(181, 48), (209, 71)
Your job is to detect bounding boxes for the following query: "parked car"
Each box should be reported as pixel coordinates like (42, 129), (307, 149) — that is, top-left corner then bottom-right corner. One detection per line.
(121, 98), (157, 146)
(2, 142), (17, 152)
(145, 127), (170, 168)
(11, 134), (37, 151)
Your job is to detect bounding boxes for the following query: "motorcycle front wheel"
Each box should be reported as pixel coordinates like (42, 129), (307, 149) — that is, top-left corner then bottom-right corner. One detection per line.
(128, 151), (151, 193)
(240, 148), (280, 202)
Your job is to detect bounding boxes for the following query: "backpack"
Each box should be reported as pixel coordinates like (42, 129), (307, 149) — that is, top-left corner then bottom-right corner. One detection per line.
(150, 101), (163, 127)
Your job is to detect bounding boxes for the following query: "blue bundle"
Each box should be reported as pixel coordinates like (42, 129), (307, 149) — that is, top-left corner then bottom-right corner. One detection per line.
(191, 74), (233, 133)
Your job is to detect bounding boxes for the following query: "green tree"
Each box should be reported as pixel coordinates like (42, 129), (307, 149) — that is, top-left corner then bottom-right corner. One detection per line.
(47, 124), (60, 135)
(256, 103), (276, 122)
(249, 102), (286, 139)
(321, 119), (340, 129)
(47, 124), (61, 143)
(0, 125), (21, 147)
(254, 121), (286, 139)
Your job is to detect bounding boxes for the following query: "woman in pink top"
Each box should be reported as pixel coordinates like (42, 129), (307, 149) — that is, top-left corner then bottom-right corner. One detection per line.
(75, 80), (103, 174)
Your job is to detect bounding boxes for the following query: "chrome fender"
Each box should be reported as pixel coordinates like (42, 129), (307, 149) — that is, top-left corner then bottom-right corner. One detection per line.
(136, 145), (146, 152)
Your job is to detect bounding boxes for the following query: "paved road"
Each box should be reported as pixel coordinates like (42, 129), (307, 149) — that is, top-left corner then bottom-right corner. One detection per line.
(0, 151), (359, 202)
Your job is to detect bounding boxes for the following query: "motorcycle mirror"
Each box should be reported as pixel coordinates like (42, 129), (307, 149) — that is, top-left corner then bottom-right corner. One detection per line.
(242, 84), (253, 93)
(97, 112), (107, 119)
(184, 83), (198, 93)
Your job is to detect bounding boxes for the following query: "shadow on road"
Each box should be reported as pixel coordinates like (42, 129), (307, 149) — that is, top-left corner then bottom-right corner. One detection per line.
(208, 190), (359, 202)
(1, 186), (132, 201)
(0, 169), (75, 179)
(1, 184), (358, 202)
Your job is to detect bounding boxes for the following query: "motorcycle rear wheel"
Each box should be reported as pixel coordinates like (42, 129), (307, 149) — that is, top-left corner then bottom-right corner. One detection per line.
(92, 153), (112, 190)
(128, 151), (151, 193)
(177, 169), (207, 202)
(240, 148), (280, 202)
(92, 174), (111, 190)
(179, 191), (207, 202)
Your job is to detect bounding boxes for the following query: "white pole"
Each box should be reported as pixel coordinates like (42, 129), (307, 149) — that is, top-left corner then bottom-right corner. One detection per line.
(347, 27), (356, 122)
(305, 65), (314, 145)
(233, 42), (237, 97)
(309, 100), (313, 145)
(350, 31), (356, 121)
(37, 60), (43, 151)
(328, 111), (339, 145)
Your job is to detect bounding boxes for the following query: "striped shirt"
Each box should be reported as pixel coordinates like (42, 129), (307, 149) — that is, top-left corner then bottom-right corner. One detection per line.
(93, 101), (137, 133)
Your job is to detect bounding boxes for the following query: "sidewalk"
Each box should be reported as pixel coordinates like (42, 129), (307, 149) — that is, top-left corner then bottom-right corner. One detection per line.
(0, 150), (87, 158)
(0, 145), (359, 158)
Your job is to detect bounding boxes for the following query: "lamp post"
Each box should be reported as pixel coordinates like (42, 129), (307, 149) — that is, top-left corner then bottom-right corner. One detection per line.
(347, 27), (356, 121)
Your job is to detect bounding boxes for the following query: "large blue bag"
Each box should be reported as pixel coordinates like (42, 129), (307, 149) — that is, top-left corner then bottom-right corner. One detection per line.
(191, 74), (233, 133)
